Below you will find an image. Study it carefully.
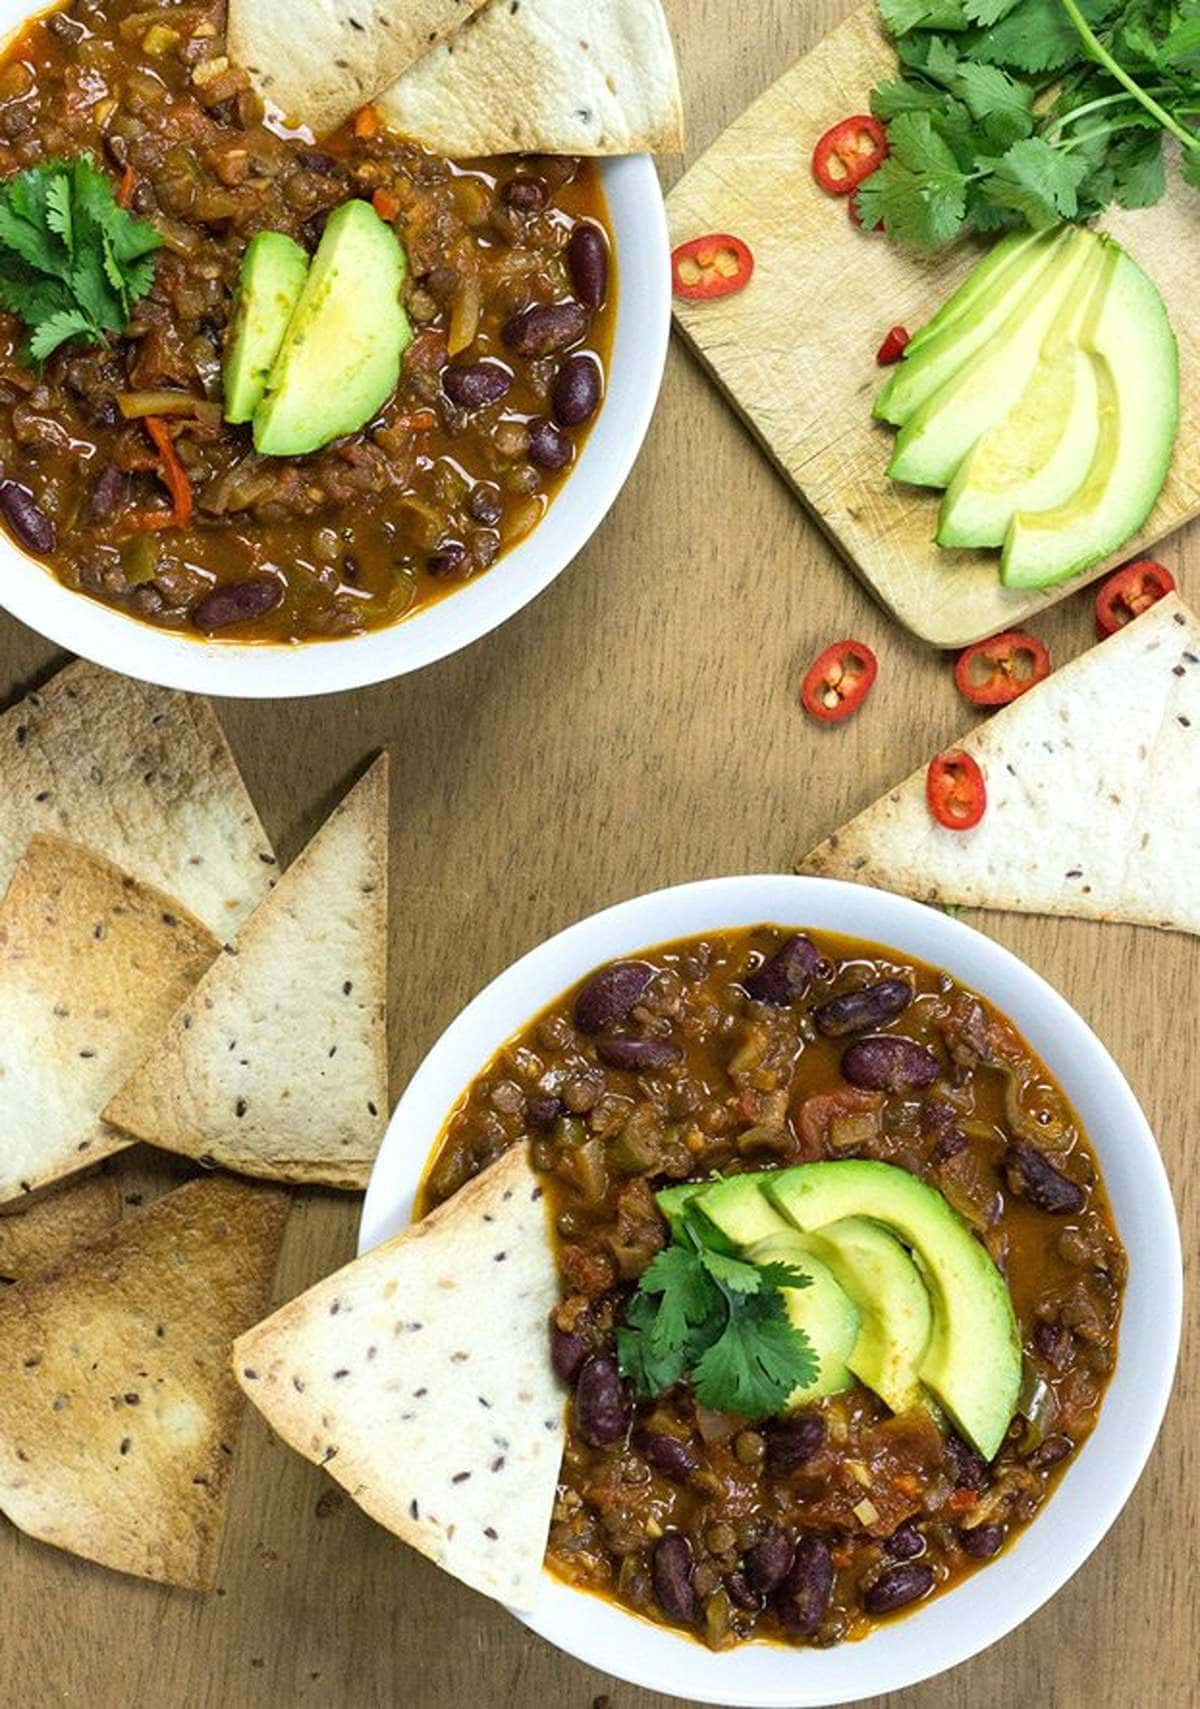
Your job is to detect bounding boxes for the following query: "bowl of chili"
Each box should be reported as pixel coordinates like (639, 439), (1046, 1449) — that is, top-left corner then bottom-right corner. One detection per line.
(0, 0), (671, 696)
(361, 874), (1180, 1707)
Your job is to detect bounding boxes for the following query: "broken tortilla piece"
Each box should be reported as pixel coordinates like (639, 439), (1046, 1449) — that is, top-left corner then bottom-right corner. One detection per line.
(104, 756), (389, 1190)
(234, 1144), (560, 1611)
(800, 595), (1200, 935)
(0, 1174), (289, 1589)
(0, 836), (221, 1205)
(0, 1173), (122, 1283)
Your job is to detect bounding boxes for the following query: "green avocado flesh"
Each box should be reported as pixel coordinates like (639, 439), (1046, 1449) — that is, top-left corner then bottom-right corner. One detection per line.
(253, 200), (413, 458)
(876, 223), (1178, 591)
(746, 1233), (860, 1403)
(223, 231), (309, 425)
(764, 1162), (1021, 1459)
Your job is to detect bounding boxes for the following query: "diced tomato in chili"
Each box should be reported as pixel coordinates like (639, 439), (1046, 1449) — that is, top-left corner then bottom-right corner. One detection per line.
(801, 640), (878, 724)
(876, 325), (910, 365)
(371, 187), (399, 222)
(812, 115), (888, 196)
(927, 750), (986, 831)
(671, 234), (754, 301)
(954, 630), (1050, 707)
(1094, 560), (1176, 639)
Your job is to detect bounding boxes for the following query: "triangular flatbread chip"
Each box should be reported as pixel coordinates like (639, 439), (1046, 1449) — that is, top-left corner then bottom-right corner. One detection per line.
(800, 595), (1200, 934)
(0, 1175), (288, 1589)
(0, 659), (275, 938)
(229, 0), (489, 138)
(0, 1174), (122, 1283)
(0, 837), (221, 1205)
(104, 758), (389, 1190)
(234, 1145), (561, 1611)
(378, 0), (684, 155)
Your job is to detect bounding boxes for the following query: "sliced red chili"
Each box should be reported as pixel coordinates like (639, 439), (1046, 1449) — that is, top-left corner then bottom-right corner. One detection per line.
(671, 234), (754, 302)
(876, 325), (910, 366)
(927, 750), (986, 832)
(812, 115), (888, 196)
(801, 640), (878, 724)
(954, 630), (1050, 707)
(1094, 560), (1176, 638)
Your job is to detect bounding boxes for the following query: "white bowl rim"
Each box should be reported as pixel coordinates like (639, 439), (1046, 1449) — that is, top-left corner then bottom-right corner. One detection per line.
(360, 874), (1182, 1707)
(0, 147), (669, 698)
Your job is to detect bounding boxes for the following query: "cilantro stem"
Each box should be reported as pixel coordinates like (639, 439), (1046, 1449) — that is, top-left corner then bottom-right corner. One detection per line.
(1057, 0), (1200, 153)
(1059, 114), (1170, 151)
(1046, 86), (1172, 139)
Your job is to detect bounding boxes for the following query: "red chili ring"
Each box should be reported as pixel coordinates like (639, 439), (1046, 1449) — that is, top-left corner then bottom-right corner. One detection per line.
(927, 750), (987, 831)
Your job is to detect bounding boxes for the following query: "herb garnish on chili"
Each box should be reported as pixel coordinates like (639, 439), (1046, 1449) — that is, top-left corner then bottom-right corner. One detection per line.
(955, 631), (1050, 707)
(671, 234), (754, 301)
(927, 750), (987, 830)
(801, 640), (878, 723)
(812, 115), (888, 196)
(1094, 561), (1176, 638)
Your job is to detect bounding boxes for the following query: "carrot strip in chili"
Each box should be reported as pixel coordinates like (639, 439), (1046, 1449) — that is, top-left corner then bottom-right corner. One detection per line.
(354, 103), (380, 139)
(396, 410), (437, 432)
(115, 163), (137, 209)
(125, 416), (193, 532)
(372, 187), (399, 221)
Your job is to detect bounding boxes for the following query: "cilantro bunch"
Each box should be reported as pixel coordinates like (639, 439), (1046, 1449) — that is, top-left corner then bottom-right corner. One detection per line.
(0, 157), (161, 365)
(617, 1223), (819, 1419)
(857, 0), (1200, 246)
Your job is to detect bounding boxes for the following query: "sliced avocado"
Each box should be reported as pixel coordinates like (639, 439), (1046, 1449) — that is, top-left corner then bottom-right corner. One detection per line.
(763, 1161), (1021, 1459)
(746, 1233), (860, 1403)
(888, 228), (1097, 489)
(937, 238), (1107, 549)
(690, 1172), (792, 1250)
(873, 226), (1065, 429)
(1001, 237), (1178, 589)
(800, 1216), (933, 1416)
(253, 200), (413, 458)
(223, 231), (310, 426)
(903, 227), (1046, 362)
(654, 1182), (708, 1245)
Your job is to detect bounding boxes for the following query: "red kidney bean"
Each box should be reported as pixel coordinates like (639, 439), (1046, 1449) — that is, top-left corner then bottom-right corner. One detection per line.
(742, 935), (821, 1006)
(568, 221), (609, 308)
(653, 1534), (699, 1625)
(944, 1431), (990, 1492)
(88, 464), (127, 522)
(526, 417), (572, 472)
(502, 301), (589, 357)
(467, 481), (503, 526)
(725, 1570), (763, 1612)
(1003, 1143), (1086, 1215)
(443, 360), (513, 410)
(573, 1353), (630, 1447)
(595, 1035), (682, 1072)
(503, 175), (548, 212)
(932, 1125), (968, 1162)
(959, 1522), (1005, 1558)
(0, 480), (54, 554)
(765, 1412), (825, 1472)
(636, 1431), (697, 1481)
(1032, 1320), (1072, 1370)
(191, 577), (282, 630)
(1027, 1432), (1073, 1469)
(744, 1525), (795, 1595)
(526, 1094), (564, 1131)
(863, 1561), (934, 1615)
(813, 978), (913, 1036)
(426, 540), (466, 579)
(842, 1035), (940, 1091)
(574, 962), (655, 1033)
(550, 1322), (588, 1383)
(775, 1534), (833, 1636)
(884, 1521), (926, 1560)
(552, 353), (603, 428)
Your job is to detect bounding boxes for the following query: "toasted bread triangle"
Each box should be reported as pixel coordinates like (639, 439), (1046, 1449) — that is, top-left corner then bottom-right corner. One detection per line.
(0, 1175), (289, 1589)
(233, 1145), (561, 1612)
(104, 757), (389, 1189)
(800, 595), (1200, 934)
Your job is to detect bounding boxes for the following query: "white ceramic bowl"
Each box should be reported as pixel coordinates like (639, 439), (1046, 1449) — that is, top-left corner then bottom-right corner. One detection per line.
(361, 875), (1181, 1707)
(0, 6), (669, 699)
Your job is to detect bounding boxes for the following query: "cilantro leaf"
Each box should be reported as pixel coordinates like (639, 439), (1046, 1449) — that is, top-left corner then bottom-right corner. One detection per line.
(952, 61), (1035, 126)
(962, 0), (1027, 23)
(693, 1289), (820, 1420)
(984, 136), (1092, 224)
(1181, 146), (1200, 188)
(888, 109), (964, 172)
(880, 0), (970, 35)
(854, 157), (969, 247)
(1110, 128), (1168, 205)
(27, 307), (93, 363)
(617, 1244), (724, 1397)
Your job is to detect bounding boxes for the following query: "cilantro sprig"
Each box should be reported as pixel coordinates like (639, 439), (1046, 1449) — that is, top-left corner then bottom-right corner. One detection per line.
(0, 158), (161, 366)
(616, 1221), (819, 1419)
(858, 0), (1200, 246)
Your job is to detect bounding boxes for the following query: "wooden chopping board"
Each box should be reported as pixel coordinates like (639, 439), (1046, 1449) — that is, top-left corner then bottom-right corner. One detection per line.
(666, 0), (1200, 648)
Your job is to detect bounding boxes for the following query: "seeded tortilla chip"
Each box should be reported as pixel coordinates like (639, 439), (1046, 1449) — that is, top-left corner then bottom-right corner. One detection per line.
(377, 0), (684, 155)
(0, 659), (276, 938)
(0, 1175), (289, 1589)
(229, 0), (489, 138)
(0, 1174), (122, 1283)
(234, 1145), (561, 1610)
(104, 757), (389, 1190)
(0, 837), (221, 1206)
(800, 595), (1200, 934)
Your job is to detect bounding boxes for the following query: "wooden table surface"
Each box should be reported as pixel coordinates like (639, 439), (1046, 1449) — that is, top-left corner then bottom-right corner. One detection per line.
(1, 3), (1195, 1706)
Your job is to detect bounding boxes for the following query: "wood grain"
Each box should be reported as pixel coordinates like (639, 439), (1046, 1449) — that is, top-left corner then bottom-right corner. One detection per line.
(0, 3), (1195, 1706)
(666, 1), (1200, 648)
